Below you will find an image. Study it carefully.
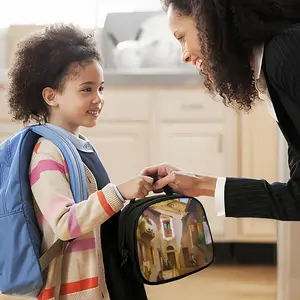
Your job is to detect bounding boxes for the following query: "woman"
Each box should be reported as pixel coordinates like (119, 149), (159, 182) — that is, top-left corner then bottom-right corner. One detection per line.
(142, 0), (300, 221)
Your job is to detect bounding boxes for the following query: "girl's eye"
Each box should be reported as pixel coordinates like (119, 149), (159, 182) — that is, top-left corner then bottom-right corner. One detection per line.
(83, 87), (92, 92)
(99, 86), (104, 92)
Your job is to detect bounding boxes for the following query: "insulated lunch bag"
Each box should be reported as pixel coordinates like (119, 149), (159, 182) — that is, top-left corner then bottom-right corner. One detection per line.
(118, 184), (214, 285)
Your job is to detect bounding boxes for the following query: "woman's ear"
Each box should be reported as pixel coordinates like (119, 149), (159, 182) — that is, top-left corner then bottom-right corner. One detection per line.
(42, 87), (58, 107)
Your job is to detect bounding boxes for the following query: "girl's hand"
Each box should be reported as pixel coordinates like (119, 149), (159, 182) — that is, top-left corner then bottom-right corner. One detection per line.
(117, 175), (154, 200)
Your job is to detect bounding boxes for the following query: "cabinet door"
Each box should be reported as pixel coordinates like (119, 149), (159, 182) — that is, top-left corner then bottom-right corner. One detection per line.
(237, 103), (278, 242)
(80, 123), (149, 184)
(156, 122), (229, 240)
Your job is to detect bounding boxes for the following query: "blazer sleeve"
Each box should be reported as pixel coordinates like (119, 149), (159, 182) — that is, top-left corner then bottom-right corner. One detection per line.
(30, 138), (124, 240)
(224, 27), (300, 221)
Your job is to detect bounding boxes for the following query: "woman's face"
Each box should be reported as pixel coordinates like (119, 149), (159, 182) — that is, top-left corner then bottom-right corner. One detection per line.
(167, 4), (203, 71)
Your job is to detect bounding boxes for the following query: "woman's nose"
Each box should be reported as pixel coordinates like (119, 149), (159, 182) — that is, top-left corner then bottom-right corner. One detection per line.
(181, 50), (191, 64)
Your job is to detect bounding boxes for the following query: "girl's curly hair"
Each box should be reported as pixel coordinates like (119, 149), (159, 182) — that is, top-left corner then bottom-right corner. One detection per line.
(161, 0), (300, 111)
(8, 23), (101, 124)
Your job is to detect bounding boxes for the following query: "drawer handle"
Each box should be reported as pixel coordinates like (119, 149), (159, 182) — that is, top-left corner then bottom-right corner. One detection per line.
(181, 103), (204, 110)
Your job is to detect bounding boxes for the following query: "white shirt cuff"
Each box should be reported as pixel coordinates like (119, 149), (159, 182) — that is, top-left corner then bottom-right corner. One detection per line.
(214, 177), (226, 216)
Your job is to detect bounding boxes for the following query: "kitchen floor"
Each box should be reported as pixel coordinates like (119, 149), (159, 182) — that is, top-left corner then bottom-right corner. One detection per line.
(0, 265), (276, 300)
(145, 265), (277, 300)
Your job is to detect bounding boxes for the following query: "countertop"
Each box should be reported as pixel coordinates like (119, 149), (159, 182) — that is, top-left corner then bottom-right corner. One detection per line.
(0, 68), (203, 87)
(103, 68), (203, 86)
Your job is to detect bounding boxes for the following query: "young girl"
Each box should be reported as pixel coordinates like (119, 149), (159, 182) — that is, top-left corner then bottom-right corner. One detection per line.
(7, 24), (153, 300)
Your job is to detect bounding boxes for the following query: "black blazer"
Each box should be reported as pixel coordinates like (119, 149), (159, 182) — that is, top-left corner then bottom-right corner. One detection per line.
(225, 24), (300, 221)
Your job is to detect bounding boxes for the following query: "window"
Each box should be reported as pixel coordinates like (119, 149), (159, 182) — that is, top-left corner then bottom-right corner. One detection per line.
(1, 0), (98, 28)
(1, 0), (162, 28)
(162, 220), (173, 238)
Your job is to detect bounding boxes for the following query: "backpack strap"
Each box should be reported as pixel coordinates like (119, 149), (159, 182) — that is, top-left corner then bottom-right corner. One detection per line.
(39, 239), (64, 271)
(31, 124), (88, 202)
(30, 125), (88, 298)
(38, 239), (67, 300)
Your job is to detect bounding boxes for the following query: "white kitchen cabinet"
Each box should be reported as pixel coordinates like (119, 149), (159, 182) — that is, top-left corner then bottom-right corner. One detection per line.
(80, 123), (150, 184)
(99, 88), (150, 122)
(157, 122), (225, 177)
(80, 88), (151, 184)
(0, 87), (23, 142)
(157, 122), (227, 238)
(152, 88), (238, 241)
(155, 89), (225, 122)
(81, 86), (239, 242)
(235, 102), (278, 243)
(0, 86), (10, 122)
(0, 29), (6, 83)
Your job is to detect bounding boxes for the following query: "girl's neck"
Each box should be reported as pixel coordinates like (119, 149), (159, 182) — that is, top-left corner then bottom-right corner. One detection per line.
(47, 117), (79, 136)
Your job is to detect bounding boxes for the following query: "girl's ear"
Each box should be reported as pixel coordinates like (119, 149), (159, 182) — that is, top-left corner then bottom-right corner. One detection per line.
(42, 87), (59, 107)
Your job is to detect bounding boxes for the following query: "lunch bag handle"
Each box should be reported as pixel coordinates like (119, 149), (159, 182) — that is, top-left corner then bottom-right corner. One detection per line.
(130, 175), (173, 204)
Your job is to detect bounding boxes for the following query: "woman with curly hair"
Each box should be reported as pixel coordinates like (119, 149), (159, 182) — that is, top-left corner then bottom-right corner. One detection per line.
(142, 0), (300, 221)
(8, 24), (152, 299)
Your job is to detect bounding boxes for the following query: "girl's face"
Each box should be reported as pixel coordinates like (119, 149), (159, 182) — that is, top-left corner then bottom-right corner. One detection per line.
(42, 60), (104, 134)
(167, 4), (203, 71)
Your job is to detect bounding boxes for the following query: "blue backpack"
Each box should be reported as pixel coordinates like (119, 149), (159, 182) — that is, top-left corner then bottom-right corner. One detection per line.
(0, 124), (88, 298)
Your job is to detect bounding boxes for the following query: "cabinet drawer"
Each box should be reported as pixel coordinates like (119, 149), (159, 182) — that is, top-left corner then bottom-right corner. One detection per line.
(101, 89), (149, 121)
(156, 89), (224, 122)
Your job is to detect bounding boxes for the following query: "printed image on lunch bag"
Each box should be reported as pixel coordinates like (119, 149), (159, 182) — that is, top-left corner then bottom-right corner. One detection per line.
(137, 196), (213, 283)
(118, 188), (214, 286)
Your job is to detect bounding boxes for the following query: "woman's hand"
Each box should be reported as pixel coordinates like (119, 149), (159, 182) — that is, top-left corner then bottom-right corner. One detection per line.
(141, 163), (217, 197)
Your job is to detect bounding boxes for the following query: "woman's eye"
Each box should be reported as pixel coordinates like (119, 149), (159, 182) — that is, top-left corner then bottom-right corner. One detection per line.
(83, 87), (92, 92)
(99, 86), (104, 92)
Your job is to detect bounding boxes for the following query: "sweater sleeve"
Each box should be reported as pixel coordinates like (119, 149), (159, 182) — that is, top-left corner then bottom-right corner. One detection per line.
(29, 138), (124, 241)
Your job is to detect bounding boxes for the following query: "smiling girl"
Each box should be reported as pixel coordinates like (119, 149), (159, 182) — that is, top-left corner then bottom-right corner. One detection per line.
(7, 24), (151, 300)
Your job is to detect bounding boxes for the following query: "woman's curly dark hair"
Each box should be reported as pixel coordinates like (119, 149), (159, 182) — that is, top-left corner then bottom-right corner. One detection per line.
(161, 0), (300, 111)
(8, 23), (101, 124)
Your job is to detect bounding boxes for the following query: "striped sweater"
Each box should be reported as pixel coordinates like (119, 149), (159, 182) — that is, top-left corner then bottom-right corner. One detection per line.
(30, 137), (124, 300)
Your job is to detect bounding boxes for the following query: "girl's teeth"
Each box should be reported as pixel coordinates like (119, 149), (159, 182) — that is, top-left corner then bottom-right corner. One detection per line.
(88, 110), (99, 116)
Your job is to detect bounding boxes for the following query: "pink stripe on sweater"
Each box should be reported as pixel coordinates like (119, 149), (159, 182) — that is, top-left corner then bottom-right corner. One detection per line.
(68, 205), (83, 238)
(65, 238), (96, 253)
(62, 160), (68, 173)
(44, 196), (74, 218)
(30, 159), (67, 186)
